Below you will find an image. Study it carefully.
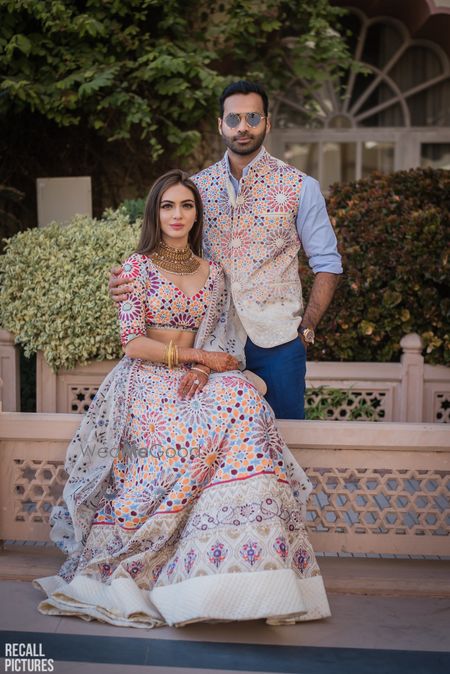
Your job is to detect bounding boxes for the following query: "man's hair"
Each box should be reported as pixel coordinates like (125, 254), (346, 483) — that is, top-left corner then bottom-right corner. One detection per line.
(219, 80), (269, 118)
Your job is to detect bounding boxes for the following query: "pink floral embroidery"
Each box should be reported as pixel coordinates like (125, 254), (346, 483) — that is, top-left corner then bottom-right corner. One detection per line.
(146, 270), (162, 295)
(208, 542), (228, 569)
(227, 228), (253, 255)
(240, 541), (262, 567)
(191, 434), (229, 484)
(178, 391), (216, 426)
(166, 556), (179, 578)
(131, 411), (167, 447)
(217, 188), (232, 215)
(122, 257), (142, 278)
(273, 537), (289, 560)
(251, 415), (284, 461)
(266, 185), (298, 213)
(172, 312), (198, 330)
(234, 187), (254, 212)
(184, 549), (197, 575)
(98, 562), (113, 579)
(126, 560), (144, 578)
(265, 227), (294, 255)
(120, 296), (141, 322)
(293, 548), (310, 573)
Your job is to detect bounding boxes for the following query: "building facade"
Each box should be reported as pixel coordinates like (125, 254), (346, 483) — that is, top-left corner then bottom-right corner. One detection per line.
(267, 0), (450, 189)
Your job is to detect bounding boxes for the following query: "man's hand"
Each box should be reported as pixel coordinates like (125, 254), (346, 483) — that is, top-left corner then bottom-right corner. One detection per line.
(299, 333), (308, 349)
(108, 265), (134, 303)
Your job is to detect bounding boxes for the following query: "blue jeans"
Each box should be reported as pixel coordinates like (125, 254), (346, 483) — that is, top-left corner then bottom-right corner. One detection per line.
(244, 337), (306, 420)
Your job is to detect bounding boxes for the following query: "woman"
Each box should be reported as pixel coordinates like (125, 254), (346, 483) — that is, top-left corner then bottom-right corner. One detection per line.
(34, 170), (330, 628)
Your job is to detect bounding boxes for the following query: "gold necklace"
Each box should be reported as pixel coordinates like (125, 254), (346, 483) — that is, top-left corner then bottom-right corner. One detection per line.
(150, 240), (201, 275)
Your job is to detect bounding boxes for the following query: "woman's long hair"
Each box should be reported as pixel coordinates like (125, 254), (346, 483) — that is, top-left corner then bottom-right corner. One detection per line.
(136, 169), (203, 256)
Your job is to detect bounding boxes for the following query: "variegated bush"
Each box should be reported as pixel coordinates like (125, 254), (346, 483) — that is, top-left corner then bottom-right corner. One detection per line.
(0, 210), (140, 371)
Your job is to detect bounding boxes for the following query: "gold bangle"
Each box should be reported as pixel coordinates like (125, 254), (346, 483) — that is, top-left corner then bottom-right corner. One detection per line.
(167, 341), (178, 369)
(164, 341), (179, 369)
(191, 366), (209, 378)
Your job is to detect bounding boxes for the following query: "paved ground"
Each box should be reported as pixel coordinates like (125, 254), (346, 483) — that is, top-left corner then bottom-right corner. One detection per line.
(1, 576), (449, 674)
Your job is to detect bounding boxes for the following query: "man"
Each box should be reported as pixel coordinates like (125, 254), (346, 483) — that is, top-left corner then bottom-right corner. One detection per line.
(110, 80), (342, 419)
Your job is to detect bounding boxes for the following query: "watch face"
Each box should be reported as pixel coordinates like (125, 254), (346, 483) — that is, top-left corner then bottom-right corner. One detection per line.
(302, 328), (315, 343)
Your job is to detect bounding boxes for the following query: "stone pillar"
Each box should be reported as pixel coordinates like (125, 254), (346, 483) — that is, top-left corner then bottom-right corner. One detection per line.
(0, 329), (20, 412)
(36, 351), (57, 412)
(399, 333), (424, 422)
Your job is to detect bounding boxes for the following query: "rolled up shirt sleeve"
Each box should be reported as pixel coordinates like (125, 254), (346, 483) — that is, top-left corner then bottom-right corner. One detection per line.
(296, 175), (343, 274)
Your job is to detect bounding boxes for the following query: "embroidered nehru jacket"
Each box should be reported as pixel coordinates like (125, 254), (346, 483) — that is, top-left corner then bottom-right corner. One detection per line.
(193, 148), (305, 348)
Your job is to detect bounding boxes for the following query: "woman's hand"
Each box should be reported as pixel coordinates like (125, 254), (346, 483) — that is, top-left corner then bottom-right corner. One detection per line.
(196, 351), (239, 372)
(108, 265), (134, 303)
(178, 367), (209, 400)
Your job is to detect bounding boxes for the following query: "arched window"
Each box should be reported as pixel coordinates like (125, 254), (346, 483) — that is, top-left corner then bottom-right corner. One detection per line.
(268, 9), (450, 188)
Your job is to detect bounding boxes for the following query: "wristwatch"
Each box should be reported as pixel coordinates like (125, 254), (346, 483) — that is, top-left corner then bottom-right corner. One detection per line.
(299, 326), (315, 345)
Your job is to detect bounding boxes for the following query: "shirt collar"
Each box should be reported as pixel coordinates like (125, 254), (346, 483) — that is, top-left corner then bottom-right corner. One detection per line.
(224, 145), (266, 180)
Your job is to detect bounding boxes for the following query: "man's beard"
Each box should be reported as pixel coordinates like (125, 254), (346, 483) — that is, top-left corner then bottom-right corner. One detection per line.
(222, 128), (266, 156)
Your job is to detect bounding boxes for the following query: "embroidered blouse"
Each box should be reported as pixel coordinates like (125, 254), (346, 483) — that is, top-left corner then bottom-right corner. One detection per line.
(119, 253), (214, 347)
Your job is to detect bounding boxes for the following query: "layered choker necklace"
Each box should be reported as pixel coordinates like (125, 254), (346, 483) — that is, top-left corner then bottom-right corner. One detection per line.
(150, 240), (201, 275)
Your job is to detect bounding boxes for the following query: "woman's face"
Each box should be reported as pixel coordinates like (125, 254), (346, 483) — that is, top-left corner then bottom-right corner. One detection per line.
(159, 183), (197, 248)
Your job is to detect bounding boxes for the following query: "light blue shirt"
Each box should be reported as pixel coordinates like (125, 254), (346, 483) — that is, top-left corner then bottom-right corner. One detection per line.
(225, 148), (343, 275)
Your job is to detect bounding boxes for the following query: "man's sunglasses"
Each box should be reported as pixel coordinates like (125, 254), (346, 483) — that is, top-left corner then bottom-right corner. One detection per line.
(223, 112), (266, 128)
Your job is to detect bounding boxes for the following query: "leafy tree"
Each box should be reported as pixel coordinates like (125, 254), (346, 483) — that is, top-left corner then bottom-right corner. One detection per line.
(0, 0), (351, 158)
(0, 0), (353, 227)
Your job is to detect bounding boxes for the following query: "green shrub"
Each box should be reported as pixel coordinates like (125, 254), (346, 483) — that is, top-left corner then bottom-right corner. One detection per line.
(116, 199), (146, 223)
(0, 211), (140, 371)
(302, 167), (450, 365)
(305, 386), (379, 421)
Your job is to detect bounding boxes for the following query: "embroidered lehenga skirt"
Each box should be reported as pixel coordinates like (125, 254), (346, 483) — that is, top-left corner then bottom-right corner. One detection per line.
(34, 359), (330, 627)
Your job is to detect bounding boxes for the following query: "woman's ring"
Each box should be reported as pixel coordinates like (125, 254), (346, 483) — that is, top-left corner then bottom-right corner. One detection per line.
(194, 379), (200, 385)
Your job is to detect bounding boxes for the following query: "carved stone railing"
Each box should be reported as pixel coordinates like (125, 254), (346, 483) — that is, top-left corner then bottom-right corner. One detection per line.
(305, 334), (450, 423)
(1, 413), (449, 556)
(0, 329), (20, 412)
(36, 355), (115, 414)
(2, 331), (450, 422)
